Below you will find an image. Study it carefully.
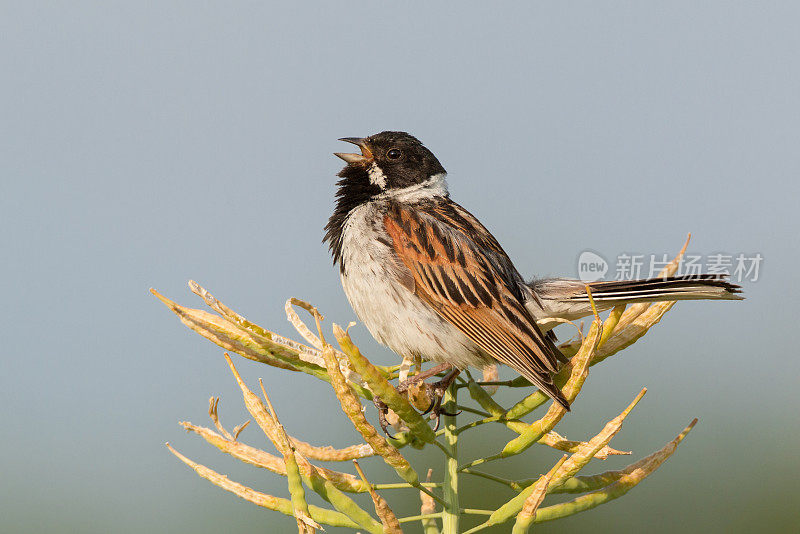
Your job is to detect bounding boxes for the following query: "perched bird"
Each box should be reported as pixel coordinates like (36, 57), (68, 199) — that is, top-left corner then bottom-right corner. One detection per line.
(324, 131), (741, 418)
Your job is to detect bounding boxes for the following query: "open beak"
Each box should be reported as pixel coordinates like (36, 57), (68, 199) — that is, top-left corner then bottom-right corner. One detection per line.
(334, 137), (374, 165)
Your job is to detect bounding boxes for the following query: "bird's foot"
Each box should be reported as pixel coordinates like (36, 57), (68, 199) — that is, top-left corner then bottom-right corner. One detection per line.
(423, 368), (462, 432)
(373, 364), (462, 437)
(395, 362), (453, 394)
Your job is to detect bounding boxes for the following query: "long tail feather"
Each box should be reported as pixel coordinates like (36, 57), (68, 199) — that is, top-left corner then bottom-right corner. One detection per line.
(528, 275), (743, 326)
(571, 275), (742, 303)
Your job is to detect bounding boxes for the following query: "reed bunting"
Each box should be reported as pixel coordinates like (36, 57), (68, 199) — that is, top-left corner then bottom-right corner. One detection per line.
(324, 131), (741, 418)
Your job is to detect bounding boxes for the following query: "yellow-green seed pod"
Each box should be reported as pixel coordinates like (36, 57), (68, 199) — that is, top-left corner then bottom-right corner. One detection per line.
(500, 319), (601, 458)
(224, 355), (382, 534)
(488, 389), (647, 523)
(180, 422), (369, 493)
(152, 288), (373, 398)
(548, 389), (646, 489)
(466, 376), (506, 417)
(598, 305), (626, 347)
(284, 446), (319, 533)
(512, 455), (567, 533)
(152, 289), (300, 370)
(532, 419), (698, 524)
(321, 345), (421, 486)
(353, 460), (402, 534)
(593, 300), (675, 365)
(166, 443), (361, 530)
(333, 324), (436, 443)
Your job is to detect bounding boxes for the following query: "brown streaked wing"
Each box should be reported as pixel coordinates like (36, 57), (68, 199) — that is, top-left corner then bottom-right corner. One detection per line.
(383, 201), (569, 409)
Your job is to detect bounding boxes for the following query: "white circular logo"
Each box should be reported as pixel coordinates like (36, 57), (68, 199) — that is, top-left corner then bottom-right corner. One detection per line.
(577, 250), (608, 282)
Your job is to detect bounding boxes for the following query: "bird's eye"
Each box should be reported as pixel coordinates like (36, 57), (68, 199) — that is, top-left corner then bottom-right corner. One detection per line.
(386, 148), (402, 160)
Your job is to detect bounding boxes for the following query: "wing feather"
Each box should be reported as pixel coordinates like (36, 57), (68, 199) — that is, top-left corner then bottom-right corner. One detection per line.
(383, 200), (569, 409)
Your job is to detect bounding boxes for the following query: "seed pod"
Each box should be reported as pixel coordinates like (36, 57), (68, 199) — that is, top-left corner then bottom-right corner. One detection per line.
(532, 419), (698, 524)
(181, 422), (369, 493)
(512, 455), (568, 533)
(500, 319), (601, 458)
(166, 443), (361, 530)
(224, 355), (382, 534)
(333, 324), (436, 443)
(466, 376), (506, 417)
(353, 460), (402, 534)
(321, 345), (421, 486)
(488, 389), (647, 523)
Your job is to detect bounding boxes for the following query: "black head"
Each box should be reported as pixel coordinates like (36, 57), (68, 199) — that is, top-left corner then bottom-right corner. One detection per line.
(324, 131), (447, 268)
(334, 131), (446, 191)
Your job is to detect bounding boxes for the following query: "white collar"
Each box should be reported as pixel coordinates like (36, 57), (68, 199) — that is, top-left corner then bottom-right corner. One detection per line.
(376, 173), (449, 202)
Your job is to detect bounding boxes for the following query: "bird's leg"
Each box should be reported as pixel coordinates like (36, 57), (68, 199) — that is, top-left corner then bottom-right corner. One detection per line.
(396, 362), (453, 393)
(373, 363), (458, 437)
(424, 368), (462, 431)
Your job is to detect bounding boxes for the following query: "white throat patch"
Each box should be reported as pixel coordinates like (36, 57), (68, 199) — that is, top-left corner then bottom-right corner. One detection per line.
(367, 163), (388, 189)
(377, 173), (449, 202)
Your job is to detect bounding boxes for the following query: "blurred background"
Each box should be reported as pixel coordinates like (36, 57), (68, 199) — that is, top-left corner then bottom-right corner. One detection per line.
(2, 2), (798, 532)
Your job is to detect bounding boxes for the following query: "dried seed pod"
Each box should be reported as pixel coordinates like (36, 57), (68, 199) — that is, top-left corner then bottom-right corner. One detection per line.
(353, 460), (402, 534)
(488, 389), (647, 523)
(321, 345), (421, 486)
(420, 469), (439, 534)
(224, 355), (382, 534)
(152, 289), (299, 370)
(500, 319), (601, 457)
(532, 419), (699, 523)
(180, 422), (368, 493)
(611, 234), (689, 335)
(481, 365), (500, 395)
(513, 455), (568, 533)
(535, 431), (631, 460)
(333, 324), (436, 444)
(166, 443), (360, 530)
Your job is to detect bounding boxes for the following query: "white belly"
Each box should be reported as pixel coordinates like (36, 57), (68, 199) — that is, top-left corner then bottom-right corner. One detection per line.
(339, 203), (489, 369)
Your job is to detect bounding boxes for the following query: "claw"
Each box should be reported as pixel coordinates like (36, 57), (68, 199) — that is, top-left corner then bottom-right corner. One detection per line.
(431, 412), (442, 432)
(373, 397), (399, 439)
(373, 365), (462, 436)
(421, 395), (437, 415)
(422, 368), (462, 430)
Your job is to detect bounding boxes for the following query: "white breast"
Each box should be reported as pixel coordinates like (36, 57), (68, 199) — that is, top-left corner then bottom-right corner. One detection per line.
(339, 202), (487, 369)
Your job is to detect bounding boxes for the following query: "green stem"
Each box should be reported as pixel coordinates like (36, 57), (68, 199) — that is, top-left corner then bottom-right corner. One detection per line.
(456, 405), (492, 417)
(458, 452), (503, 472)
(441, 384), (460, 534)
(454, 416), (502, 435)
(398, 512), (444, 523)
(461, 468), (517, 490)
(432, 438), (455, 458)
(372, 482), (441, 490)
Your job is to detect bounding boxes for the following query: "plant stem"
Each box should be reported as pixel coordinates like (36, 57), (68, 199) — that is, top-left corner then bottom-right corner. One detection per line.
(398, 512), (444, 523)
(458, 452), (504, 472)
(441, 384), (460, 534)
(461, 468), (517, 490)
(372, 482), (441, 490)
(454, 416), (502, 435)
(456, 405), (492, 417)
(432, 439), (455, 457)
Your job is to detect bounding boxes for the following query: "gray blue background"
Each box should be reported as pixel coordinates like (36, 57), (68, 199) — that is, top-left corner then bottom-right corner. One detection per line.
(2, 2), (798, 532)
